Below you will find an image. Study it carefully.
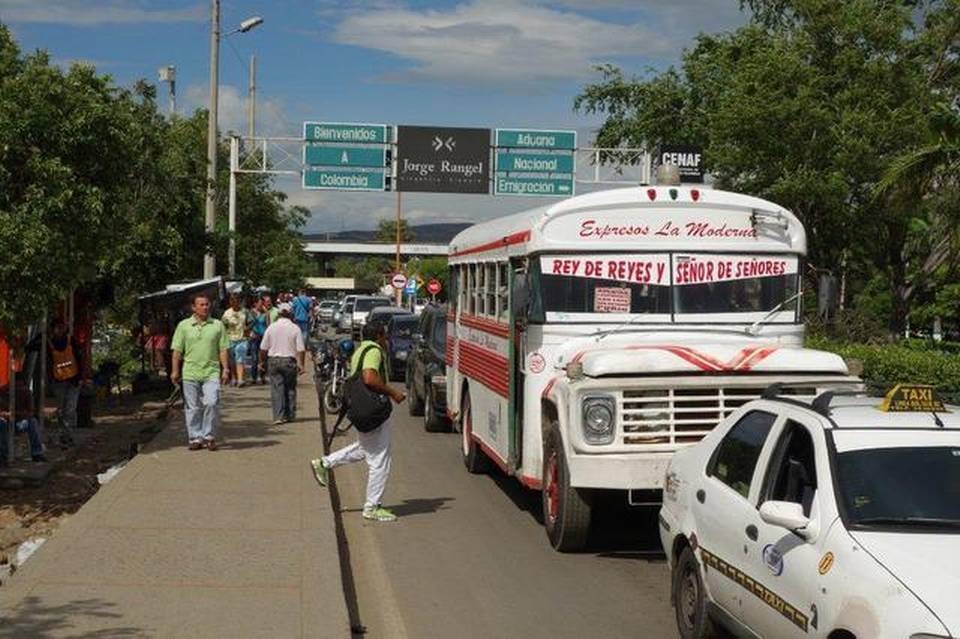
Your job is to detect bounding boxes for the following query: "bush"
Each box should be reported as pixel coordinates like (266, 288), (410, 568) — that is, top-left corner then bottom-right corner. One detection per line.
(807, 337), (960, 403)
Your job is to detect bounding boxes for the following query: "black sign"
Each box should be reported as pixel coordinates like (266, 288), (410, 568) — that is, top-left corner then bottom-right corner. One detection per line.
(396, 126), (490, 194)
(658, 144), (704, 184)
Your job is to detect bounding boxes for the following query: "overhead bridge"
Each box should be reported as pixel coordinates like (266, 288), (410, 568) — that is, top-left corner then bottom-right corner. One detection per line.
(303, 241), (449, 286)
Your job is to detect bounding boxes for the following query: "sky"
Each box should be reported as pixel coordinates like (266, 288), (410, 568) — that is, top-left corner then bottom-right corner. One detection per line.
(0, 0), (750, 235)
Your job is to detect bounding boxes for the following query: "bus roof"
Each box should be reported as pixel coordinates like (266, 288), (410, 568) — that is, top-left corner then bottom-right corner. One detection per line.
(449, 185), (806, 261)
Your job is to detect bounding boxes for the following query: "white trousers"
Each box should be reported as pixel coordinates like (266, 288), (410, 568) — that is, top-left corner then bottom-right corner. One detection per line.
(323, 418), (392, 510)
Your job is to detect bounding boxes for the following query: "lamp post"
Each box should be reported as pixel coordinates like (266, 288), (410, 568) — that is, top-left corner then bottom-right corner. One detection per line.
(203, 3), (263, 280)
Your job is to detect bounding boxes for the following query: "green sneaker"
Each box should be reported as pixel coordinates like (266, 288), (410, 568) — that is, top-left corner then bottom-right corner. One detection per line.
(362, 506), (397, 522)
(310, 458), (329, 487)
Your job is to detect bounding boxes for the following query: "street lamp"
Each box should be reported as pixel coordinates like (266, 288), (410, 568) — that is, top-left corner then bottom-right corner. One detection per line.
(203, 2), (264, 280)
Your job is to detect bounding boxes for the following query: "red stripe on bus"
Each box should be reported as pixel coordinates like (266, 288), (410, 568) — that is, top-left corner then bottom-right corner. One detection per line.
(570, 345), (779, 372)
(445, 336), (455, 367)
(459, 313), (510, 338)
(519, 475), (543, 490)
(457, 341), (509, 397)
(450, 230), (531, 258)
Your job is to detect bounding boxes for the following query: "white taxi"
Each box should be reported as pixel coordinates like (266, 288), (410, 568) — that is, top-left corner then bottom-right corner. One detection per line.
(659, 384), (960, 639)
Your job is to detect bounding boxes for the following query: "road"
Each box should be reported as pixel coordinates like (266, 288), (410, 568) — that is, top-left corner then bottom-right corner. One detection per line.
(326, 401), (679, 639)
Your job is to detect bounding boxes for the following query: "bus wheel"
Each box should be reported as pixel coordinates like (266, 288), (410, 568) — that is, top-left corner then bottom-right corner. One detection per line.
(542, 425), (591, 552)
(461, 391), (489, 473)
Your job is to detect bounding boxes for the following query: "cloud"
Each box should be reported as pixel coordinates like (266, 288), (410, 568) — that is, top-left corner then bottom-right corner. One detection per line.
(0, 0), (205, 26)
(330, 0), (669, 90)
(183, 83), (294, 138)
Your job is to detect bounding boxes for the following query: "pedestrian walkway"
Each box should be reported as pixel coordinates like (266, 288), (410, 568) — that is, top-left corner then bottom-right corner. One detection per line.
(0, 381), (348, 638)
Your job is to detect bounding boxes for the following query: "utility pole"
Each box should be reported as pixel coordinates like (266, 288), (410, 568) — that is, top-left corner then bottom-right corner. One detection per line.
(395, 191), (402, 305)
(158, 65), (176, 115)
(203, 0), (221, 280)
(228, 135), (239, 278)
(248, 54), (256, 138)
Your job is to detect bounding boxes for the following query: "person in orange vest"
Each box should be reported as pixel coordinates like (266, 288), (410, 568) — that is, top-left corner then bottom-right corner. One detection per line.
(48, 319), (86, 448)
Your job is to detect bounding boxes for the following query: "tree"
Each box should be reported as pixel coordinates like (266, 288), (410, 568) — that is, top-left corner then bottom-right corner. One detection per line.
(375, 219), (415, 243)
(575, 0), (953, 333)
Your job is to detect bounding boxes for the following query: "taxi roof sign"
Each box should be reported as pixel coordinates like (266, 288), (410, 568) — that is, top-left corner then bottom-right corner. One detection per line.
(880, 384), (946, 413)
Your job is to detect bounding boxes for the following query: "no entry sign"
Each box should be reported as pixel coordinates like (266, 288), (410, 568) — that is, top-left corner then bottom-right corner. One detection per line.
(427, 279), (442, 296)
(391, 273), (408, 290)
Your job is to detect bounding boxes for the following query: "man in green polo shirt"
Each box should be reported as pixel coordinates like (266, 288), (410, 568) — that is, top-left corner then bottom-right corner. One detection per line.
(171, 292), (230, 451)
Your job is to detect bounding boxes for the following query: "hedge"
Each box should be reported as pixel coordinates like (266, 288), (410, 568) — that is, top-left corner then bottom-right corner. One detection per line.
(807, 337), (960, 404)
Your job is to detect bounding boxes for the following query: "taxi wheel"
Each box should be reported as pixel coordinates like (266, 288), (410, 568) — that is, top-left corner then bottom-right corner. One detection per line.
(542, 426), (592, 552)
(673, 546), (719, 639)
(461, 391), (490, 473)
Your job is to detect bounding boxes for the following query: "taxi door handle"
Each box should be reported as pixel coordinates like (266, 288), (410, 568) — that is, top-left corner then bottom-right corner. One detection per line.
(745, 525), (758, 541)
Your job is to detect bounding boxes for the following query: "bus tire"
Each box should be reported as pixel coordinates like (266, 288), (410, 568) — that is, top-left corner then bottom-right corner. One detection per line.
(407, 372), (424, 417)
(461, 390), (489, 474)
(542, 425), (591, 552)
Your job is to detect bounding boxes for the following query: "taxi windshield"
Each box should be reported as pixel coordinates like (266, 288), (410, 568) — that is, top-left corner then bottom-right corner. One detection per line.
(837, 446), (960, 530)
(533, 252), (800, 323)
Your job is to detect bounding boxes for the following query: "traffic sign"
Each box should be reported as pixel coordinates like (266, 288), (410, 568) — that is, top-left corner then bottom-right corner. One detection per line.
(427, 279), (442, 296)
(495, 129), (576, 150)
(396, 126), (490, 194)
(304, 145), (387, 168)
(391, 273), (408, 290)
(303, 169), (386, 191)
(303, 122), (389, 144)
(405, 277), (419, 293)
(496, 151), (574, 174)
(495, 175), (574, 197)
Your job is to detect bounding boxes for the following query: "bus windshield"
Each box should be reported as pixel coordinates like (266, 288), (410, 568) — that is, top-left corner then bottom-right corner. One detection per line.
(534, 253), (799, 323)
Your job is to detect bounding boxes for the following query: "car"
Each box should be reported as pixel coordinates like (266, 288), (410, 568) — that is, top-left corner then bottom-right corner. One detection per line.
(366, 306), (412, 334)
(316, 300), (339, 324)
(350, 296), (392, 334)
(385, 313), (419, 381)
(406, 304), (450, 432)
(659, 383), (960, 639)
(333, 295), (357, 333)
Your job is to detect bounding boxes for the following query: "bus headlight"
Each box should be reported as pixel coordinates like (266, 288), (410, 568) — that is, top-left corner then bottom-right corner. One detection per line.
(582, 395), (616, 445)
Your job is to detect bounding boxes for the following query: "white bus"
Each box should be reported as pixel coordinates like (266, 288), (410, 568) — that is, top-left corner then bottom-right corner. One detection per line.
(446, 184), (860, 551)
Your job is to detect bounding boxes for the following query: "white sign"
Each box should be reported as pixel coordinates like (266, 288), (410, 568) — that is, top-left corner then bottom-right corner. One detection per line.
(594, 287), (631, 313)
(673, 254), (799, 285)
(540, 254), (670, 285)
(391, 273), (408, 290)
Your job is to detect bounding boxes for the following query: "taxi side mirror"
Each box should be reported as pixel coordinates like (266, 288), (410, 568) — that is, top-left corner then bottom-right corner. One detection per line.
(759, 501), (810, 535)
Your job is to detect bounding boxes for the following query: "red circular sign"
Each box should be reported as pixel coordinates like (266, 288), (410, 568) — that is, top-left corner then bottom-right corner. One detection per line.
(391, 273), (408, 290)
(427, 278), (442, 295)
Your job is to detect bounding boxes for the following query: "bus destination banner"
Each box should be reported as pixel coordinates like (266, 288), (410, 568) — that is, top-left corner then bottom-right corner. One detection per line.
(396, 126), (490, 194)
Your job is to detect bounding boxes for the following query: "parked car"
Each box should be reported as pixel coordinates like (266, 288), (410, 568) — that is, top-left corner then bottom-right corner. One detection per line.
(333, 295), (357, 333)
(350, 296), (392, 334)
(386, 314), (419, 381)
(406, 304), (450, 432)
(316, 300), (339, 324)
(367, 306), (412, 333)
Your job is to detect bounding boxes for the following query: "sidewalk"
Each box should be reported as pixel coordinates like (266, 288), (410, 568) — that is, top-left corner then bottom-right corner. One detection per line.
(0, 380), (348, 638)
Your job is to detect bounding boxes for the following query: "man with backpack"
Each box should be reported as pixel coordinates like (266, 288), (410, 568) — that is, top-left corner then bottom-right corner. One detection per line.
(311, 323), (405, 522)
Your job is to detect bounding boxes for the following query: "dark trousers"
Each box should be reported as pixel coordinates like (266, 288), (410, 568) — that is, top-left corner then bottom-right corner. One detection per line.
(268, 357), (298, 421)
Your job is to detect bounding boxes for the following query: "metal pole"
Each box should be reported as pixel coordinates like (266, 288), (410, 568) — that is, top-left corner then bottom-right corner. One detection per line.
(38, 314), (46, 439)
(228, 135), (239, 279)
(6, 346), (15, 463)
(248, 54), (256, 138)
(203, 0), (221, 280)
(395, 191), (402, 305)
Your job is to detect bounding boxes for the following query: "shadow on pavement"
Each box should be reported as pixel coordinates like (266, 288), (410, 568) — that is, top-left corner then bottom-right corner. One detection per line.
(0, 596), (143, 638)
(387, 496), (455, 517)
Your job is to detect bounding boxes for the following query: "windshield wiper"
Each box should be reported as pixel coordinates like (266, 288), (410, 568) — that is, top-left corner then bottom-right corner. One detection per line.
(855, 516), (960, 528)
(746, 290), (803, 336)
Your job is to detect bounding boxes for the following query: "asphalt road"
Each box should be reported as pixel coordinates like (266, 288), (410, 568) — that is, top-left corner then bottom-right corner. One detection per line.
(327, 402), (680, 639)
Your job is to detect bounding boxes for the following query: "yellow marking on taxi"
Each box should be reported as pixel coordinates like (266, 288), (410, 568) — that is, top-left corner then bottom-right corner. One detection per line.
(880, 384), (947, 413)
(818, 552), (834, 575)
(700, 547), (809, 632)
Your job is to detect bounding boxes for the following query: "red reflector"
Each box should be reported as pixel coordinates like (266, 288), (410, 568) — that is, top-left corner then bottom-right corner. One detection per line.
(647, 188), (657, 201)
(691, 189), (700, 202)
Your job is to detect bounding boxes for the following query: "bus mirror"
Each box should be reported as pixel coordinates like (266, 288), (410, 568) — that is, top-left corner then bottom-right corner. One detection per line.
(817, 274), (838, 321)
(513, 275), (530, 324)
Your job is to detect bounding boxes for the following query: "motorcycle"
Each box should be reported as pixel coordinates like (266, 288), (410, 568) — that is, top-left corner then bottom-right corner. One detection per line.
(321, 338), (354, 416)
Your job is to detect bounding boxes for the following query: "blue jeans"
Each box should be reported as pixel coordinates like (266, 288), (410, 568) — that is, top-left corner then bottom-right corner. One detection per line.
(51, 381), (80, 435)
(248, 337), (262, 381)
(296, 320), (310, 342)
(182, 378), (220, 442)
(0, 417), (44, 460)
(228, 340), (248, 367)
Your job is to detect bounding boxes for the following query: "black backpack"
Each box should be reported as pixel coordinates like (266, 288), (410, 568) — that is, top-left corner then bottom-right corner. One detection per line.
(342, 344), (392, 432)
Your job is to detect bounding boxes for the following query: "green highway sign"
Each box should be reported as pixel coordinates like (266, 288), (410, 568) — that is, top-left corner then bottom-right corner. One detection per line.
(496, 128), (576, 150)
(303, 169), (386, 191)
(496, 151), (574, 174)
(304, 145), (387, 168)
(303, 122), (389, 144)
(495, 175), (574, 197)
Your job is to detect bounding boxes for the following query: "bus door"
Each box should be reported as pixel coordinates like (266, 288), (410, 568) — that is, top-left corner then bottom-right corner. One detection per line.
(507, 258), (528, 471)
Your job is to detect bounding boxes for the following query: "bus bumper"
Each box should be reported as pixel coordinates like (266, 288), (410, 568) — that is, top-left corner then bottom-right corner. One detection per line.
(566, 451), (672, 490)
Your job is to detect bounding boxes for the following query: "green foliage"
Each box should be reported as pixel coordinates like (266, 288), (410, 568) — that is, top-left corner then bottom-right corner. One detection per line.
(332, 256), (391, 291)
(375, 218), (415, 243)
(808, 336), (960, 403)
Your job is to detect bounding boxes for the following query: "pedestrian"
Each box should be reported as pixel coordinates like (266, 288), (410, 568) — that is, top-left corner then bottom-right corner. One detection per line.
(170, 292), (229, 451)
(249, 295), (270, 385)
(311, 323), (406, 522)
(48, 319), (85, 448)
(259, 302), (305, 424)
(0, 379), (46, 464)
(220, 294), (249, 387)
(292, 287), (314, 343)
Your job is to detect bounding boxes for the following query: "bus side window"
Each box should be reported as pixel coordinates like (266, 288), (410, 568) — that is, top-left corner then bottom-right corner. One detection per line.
(485, 263), (497, 318)
(467, 265), (476, 315)
(497, 262), (509, 323)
